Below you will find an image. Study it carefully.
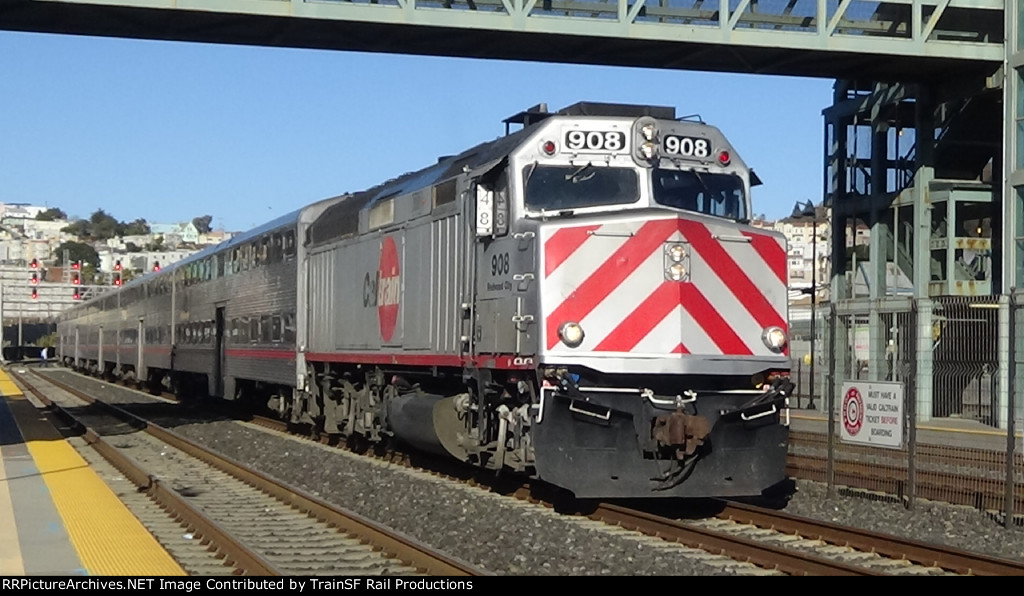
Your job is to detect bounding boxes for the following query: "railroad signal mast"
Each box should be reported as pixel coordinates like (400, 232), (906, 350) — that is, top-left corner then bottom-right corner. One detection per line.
(71, 261), (82, 299)
(27, 259), (40, 299)
(28, 258), (39, 289)
(0, 258), (116, 322)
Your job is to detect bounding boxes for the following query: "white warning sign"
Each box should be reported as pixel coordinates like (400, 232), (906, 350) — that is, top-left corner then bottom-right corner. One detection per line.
(839, 380), (904, 448)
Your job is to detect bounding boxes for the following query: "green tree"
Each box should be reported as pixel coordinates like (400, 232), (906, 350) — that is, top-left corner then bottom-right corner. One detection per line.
(37, 332), (58, 348)
(122, 218), (151, 236)
(192, 215), (213, 234)
(35, 208), (67, 221)
(55, 240), (100, 268)
(61, 219), (90, 238)
(89, 209), (119, 240)
(60, 210), (153, 241)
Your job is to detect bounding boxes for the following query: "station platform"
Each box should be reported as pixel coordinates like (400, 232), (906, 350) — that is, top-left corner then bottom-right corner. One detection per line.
(0, 365), (185, 576)
(788, 407), (1023, 452)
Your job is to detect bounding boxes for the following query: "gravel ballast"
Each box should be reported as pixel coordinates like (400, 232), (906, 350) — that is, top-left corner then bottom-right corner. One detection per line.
(39, 370), (1024, 574)
(173, 417), (1024, 574)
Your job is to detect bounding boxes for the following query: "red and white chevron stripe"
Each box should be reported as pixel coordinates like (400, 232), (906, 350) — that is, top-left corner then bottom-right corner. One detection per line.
(542, 216), (788, 356)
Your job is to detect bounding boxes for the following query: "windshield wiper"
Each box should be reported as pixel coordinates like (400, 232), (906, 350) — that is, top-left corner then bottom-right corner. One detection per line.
(565, 162), (596, 183)
(692, 170), (712, 193)
(523, 161), (538, 186)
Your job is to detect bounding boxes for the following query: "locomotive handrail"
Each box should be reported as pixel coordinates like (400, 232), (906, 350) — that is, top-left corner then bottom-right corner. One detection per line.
(578, 386), (645, 393)
(740, 405), (778, 421)
(712, 234), (753, 243)
(568, 400), (612, 421)
(645, 390), (698, 408)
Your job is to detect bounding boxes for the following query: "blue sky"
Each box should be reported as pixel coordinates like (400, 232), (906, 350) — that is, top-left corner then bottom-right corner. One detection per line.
(1, 30), (834, 232)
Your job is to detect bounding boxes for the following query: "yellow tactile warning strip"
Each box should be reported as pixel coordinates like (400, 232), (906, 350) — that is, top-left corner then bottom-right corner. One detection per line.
(0, 368), (185, 575)
(0, 369), (22, 397)
(25, 441), (186, 575)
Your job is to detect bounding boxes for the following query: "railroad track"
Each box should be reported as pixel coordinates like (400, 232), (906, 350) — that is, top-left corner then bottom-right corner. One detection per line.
(588, 500), (1024, 576)
(712, 501), (1024, 576)
(12, 368), (484, 577)
(788, 431), (1024, 514)
(26, 366), (1024, 576)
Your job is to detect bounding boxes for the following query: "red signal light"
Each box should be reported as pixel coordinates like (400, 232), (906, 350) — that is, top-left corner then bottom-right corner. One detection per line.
(114, 260), (122, 271)
(71, 261), (80, 270)
(153, 262), (160, 272)
(31, 288), (38, 299)
(72, 273), (80, 285)
(72, 290), (80, 300)
(30, 258), (38, 269)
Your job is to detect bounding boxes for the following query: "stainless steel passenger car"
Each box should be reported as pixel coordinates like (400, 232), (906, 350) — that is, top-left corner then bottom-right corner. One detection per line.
(57, 199), (341, 403)
(59, 102), (793, 500)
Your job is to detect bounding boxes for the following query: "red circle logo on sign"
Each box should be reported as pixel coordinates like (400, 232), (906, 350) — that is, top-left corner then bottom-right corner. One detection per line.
(843, 387), (864, 436)
(377, 236), (400, 342)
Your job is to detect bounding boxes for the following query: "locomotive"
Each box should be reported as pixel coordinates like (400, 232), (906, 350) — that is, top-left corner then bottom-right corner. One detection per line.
(57, 101), (793, 499)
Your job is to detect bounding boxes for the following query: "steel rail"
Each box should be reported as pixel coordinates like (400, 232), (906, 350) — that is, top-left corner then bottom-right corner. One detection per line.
(787, 453), (1024, 513)
(590, 502), (881, 576)
(718, 500), (1024, 576)
(26, 368), (485, 577)
(13, 371), (277, 575)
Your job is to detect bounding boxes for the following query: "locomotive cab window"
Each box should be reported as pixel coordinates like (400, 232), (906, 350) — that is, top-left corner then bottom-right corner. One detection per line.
(524, 164), (639, 212)
(652, 169), (747, 221)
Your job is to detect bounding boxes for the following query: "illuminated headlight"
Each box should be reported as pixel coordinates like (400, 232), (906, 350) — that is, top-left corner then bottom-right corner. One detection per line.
(558, 322), (585, 348)
(640, 142), (657, 160)
(641, 123), (656, 141)
(762, 326), (788, 351)
(666, 263), (687, 281)
(665, 243), (686, 262)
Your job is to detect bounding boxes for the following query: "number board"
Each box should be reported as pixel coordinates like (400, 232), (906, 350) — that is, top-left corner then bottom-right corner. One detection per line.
(564, 130), (627, 153)
(661, 135), (711, 159)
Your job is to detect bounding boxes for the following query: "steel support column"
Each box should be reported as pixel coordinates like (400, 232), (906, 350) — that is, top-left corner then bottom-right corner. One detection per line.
(998, 294), (1011, 429)
(868, 114), (890, 381)
(915, 85), (936, 421)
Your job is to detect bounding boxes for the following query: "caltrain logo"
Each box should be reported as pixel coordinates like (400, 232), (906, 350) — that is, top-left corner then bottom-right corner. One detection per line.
(362, 236), (401, 342)
(843, 387), (864, 436)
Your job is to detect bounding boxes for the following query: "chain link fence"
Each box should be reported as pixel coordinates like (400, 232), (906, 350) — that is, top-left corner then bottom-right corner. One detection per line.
(805, 296), (1023, 527)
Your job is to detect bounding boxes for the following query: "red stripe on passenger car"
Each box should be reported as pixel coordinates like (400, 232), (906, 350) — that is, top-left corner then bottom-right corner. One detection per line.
(742, 230), (787, 284)
(594, 282), (678, 352)
(546, 219), (677, 350)
(677, 220), (786, 330)
(544, 225), (600, 277)
(305, 352), (536, 370)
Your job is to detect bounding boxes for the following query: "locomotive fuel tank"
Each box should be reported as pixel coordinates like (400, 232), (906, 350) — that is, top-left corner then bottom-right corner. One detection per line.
(385, 393), (468, 458)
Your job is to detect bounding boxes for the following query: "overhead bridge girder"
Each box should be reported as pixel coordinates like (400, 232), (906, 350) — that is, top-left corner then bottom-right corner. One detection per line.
(0, 0), (1004, 80)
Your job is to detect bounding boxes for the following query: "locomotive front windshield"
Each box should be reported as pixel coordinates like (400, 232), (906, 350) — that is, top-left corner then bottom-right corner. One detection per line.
(524, 164), (639, 211)
(652, 169), (747, 221)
